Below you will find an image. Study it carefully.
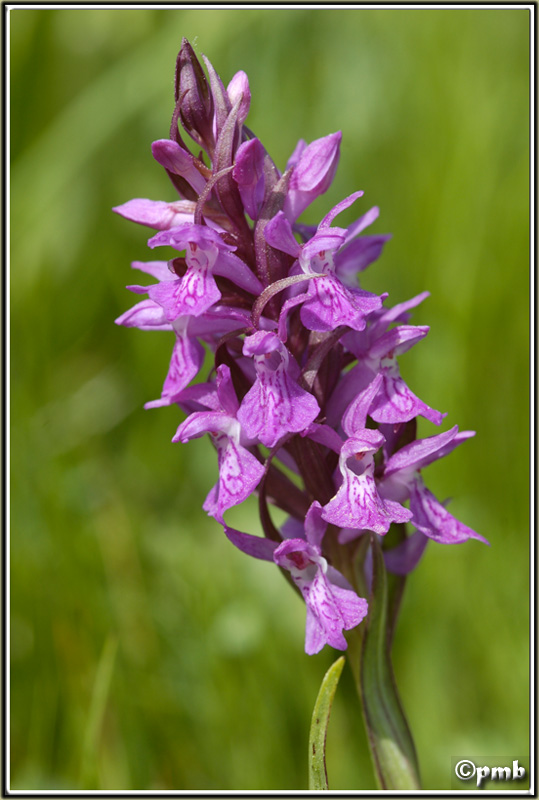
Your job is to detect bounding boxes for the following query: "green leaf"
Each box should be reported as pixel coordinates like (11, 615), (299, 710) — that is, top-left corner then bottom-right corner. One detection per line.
(308, 655), (345, 790)
(360, 536), (421, 789)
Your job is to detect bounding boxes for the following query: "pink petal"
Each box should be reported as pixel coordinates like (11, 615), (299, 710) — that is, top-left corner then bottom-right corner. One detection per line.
(410, 481), (489, 545)
(145, 335), (204, 408)
(148, 268), (221, 319)
(300, 274), (382, 332)
(264, 211), (302, 257)
(318, 191), (364, 229)
(131, 260), (177, 282)
(115, 298), (172, 331)
(203, 435), (265, 519)
(237, 370), (320, 448)
(224, 526), (277, 561)
(113, 198), (193, 230)
(151, 139), (207, 194)
(370, 371), (445, 426)
(232, 138), (265, 220)
(227, 70), (251, 124)
(323, 468), (411, 535)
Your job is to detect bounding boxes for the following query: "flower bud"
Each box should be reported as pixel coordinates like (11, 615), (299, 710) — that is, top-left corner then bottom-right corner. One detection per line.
(284, 131), (342, 221)
(177, 38), (215, 155)
(232, 138), (265, 220)
(227, 71), (251, 126)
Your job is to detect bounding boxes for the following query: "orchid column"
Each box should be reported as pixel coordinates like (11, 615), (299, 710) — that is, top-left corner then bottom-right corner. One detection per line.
(114, 39), (487, 790)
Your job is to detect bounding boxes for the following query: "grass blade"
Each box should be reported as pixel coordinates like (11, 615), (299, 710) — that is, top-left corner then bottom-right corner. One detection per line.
(308, 655), (345, 790)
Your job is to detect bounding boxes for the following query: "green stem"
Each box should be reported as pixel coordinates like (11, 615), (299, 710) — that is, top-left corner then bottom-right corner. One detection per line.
(346, 536), (421, 790)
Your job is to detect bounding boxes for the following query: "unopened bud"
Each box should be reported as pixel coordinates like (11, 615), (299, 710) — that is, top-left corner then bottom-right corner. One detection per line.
(232, 138), (265, 220)
(227, 71), (251, 126)
(284, 131), (342, 221)
(177, 38), (215, 154)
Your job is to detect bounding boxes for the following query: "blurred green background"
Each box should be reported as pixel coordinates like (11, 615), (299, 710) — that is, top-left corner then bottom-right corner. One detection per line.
(10, 7), (530, 791)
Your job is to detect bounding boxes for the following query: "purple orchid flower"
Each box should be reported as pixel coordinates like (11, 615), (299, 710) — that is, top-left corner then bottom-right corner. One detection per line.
(146, 223), (263, 309)
(116, 261), (252, 409)
(330, 317), (445, 428)
(124, 225), (261, 326)
(225, 502), (368, 654)
(173, 365), (265, 521)
(295, 204), (391, 285)
(365, 325), (445, 426)
(265, 193), (384, 336)
(141, 305), (253, 408)
(237, 331), (320, 448)
(322, 429), (412, 535)
(144, 224), (235, 318)
(379, 426), (489, 545)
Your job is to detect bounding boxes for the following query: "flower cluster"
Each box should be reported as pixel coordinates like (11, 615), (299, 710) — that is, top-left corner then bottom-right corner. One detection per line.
(115, 40), (487, 655)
